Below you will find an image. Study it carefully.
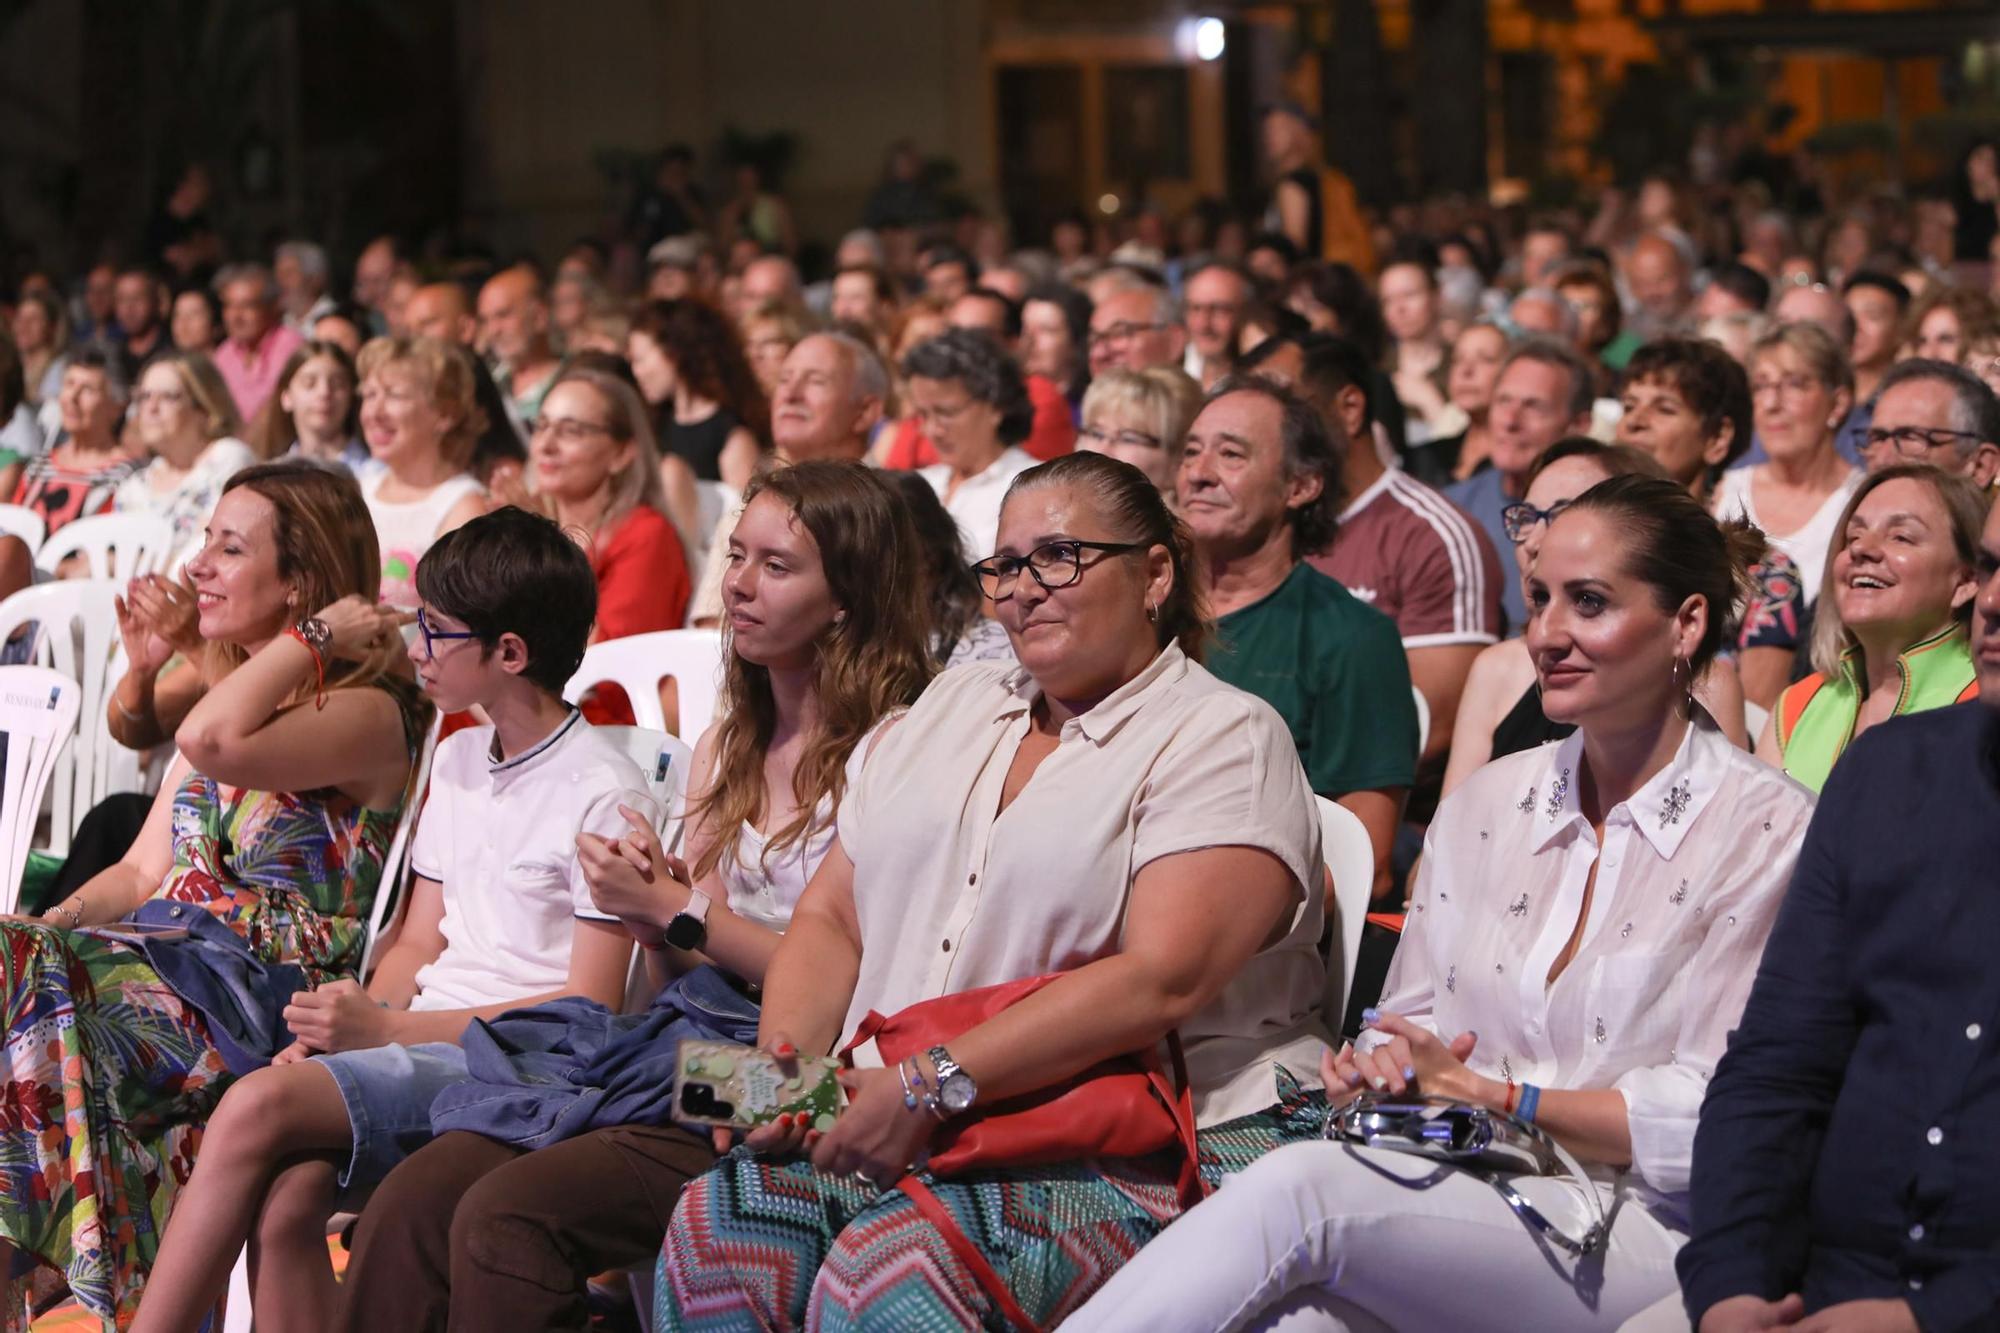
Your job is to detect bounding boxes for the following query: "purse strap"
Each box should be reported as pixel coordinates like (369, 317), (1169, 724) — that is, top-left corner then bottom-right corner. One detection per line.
(898, 1175), (1047, 1333)
(1148, 1031), (1204, 1209)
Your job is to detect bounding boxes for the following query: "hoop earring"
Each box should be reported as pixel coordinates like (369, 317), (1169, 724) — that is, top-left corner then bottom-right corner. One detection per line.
(1145, 602), (1159, 624)
(1673, 655), (1694, 717)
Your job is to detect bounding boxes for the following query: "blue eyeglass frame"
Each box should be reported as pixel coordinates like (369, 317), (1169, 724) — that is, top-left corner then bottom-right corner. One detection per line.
(415, 607), (481, 660)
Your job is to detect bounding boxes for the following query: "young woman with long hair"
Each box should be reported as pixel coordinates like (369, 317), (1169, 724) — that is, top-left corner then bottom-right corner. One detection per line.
(332, 460), (941, 1330)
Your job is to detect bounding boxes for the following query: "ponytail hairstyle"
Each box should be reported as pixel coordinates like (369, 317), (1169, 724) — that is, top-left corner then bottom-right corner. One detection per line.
(690, 461), (934, 882)
(1003, 450), (1211, 662)
(1561, 473), (1766, 688)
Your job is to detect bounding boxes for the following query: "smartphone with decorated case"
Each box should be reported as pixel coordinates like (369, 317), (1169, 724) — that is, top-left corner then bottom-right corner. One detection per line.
(674, 1039), (846, 1132)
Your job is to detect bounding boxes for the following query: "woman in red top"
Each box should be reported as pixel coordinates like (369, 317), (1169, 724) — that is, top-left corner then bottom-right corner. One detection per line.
(530, 364), (690, 721)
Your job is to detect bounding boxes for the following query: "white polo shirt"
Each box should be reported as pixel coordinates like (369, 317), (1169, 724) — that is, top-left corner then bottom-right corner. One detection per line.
(407, 712), (657, 1012)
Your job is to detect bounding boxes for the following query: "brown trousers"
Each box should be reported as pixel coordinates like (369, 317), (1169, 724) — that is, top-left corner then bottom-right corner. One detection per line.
(334, 1125), (716, 1333)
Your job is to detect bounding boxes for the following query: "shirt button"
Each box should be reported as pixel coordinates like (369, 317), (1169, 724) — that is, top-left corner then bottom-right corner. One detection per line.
(941, 939), (951, 952)
(1968, 1024), (1983, 1041)
(1909, 1223), (1926, 1241)
(1908, 1277), (1925, 1292)
(1927, 1127), (1944, 1146)
(968, 872), (977, 885)
(1528, 1020), (1543, 1035)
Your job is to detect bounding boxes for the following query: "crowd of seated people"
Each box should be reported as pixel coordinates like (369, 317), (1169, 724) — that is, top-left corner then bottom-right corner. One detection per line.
(2, 121), (2000, 1333)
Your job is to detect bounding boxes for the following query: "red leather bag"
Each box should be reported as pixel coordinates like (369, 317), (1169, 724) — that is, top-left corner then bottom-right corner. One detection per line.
(843, 972), (1206, 1333)
(841, 971), (1203, 1198)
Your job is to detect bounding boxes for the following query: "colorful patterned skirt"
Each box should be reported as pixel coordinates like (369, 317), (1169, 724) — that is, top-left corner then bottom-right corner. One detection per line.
(655, 1070), (1326, 1331)
(0, 923), (233, 1330)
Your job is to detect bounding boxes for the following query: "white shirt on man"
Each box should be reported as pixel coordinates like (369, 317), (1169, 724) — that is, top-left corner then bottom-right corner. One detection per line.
(918, 445), (1037, 562)
(406, 711), (657, 1012)
(836, 645), (1329, 1126)
(1365, 712), (1814, 1203)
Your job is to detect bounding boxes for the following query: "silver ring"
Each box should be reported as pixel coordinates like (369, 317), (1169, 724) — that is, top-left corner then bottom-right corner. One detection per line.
(854, 1170), (882, 1191)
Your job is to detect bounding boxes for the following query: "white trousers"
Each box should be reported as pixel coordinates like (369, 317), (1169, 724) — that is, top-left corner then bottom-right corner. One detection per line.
(1065, 1139), (1685, 1333)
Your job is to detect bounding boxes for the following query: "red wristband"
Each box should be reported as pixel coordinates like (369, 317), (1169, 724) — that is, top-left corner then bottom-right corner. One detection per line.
(285, 627), (329, 710)
(1504, 1080), (1518, 1115)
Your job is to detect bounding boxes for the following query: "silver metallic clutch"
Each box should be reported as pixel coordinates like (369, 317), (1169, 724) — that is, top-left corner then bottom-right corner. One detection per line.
(1323, 1094), (1608, 1256)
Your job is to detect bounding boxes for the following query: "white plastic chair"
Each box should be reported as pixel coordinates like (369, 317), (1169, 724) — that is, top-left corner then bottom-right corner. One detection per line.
(597, 725), (695, 839)
(0, 581), (122, 857)
(358, 713), (443, 982)
(564, 629), (725, 741)
(0, 504), (47, 556)
(34, 511), (176, 581)
(0, 667), (81, 911)
(1316, 795), (1375, 1036)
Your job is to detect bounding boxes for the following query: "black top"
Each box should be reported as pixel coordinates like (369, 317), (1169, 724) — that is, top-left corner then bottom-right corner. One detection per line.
(1678, 702), (2000, 1331)
(1490, 682), (1573, 762)
(1265, 167), (1324, 260)
(662, 408), (741, 483)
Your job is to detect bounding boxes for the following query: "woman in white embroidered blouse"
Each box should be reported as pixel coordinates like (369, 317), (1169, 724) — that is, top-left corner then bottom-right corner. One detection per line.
(654, 451), (1330, 1331)
(1070, 475), (1818, 1333)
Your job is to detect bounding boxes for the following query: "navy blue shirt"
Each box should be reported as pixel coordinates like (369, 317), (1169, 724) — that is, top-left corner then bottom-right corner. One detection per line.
(1679, 702), (2000, 1332)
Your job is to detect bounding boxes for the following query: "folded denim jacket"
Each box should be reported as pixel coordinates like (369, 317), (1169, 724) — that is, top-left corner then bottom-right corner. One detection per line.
(427, 963), (761, 1150)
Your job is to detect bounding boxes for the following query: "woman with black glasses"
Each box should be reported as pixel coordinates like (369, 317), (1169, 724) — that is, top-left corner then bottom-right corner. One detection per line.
(1444, 440), (1747, 796)
(653, 450), (1332, 1330)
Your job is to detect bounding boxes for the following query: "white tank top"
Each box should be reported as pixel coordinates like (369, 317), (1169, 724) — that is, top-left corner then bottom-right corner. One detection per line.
(715, 717), (883, 932)
(1712, 466), (1859, 607)
(362, 469), (485, 607)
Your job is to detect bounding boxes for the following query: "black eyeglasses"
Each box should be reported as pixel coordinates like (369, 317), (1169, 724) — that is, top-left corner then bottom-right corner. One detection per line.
(414, 607), (480, 661)
(969, 539), (1146, 600)
(1501, 499), (1572, 544)
(1863, 425), (1981, 458)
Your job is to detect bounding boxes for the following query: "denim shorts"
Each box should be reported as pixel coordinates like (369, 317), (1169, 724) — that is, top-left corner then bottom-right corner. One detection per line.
(313, 1041), (472, 1196)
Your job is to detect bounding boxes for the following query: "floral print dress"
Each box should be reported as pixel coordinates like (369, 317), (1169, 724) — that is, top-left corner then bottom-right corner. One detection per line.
(0, 706), (416, 1329)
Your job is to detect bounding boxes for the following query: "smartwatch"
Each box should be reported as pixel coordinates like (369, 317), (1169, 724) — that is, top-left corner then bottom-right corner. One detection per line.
(926, 1045), (978, 1116)
(662, 888), (711, 951)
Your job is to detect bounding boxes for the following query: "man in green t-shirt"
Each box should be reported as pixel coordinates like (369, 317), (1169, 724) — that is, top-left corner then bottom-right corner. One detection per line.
(1178, 376), (1418, 899)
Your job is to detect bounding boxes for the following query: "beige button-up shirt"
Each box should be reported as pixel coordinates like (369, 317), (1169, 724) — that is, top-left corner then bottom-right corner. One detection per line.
(837, 644), (1330, 1126)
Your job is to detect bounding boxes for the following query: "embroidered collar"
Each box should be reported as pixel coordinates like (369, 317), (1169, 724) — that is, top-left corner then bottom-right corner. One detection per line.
(993, 641), (1187, 745)
(1528, 709), (1727, 860)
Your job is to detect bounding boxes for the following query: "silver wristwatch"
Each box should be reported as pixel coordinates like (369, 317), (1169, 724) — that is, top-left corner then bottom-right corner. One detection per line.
(926, 1045), (978, 1117)
(293, 616), (333, 654)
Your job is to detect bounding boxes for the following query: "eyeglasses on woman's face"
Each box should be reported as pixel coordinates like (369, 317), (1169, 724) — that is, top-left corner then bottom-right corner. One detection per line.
(1501, 498), (1573, 544)
(969, 539), (1145, 600)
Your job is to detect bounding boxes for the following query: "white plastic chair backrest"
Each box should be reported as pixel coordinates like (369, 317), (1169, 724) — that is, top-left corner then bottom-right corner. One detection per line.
(1411, 685), (1431, 760)
(90, 642), (150, 808)
(34, 511), (175, 581)
(596, 726), (695, 840)
(0, 504), (47, 556)
(1316, 795), (1375, 1035)
(563, 629), (725, 741)
(0, 581), (122, 856)
(358, 713), (443, 981)
(0, 667), (80, 911)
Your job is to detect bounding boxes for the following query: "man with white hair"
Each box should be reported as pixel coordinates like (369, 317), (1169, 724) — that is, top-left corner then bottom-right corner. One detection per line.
(686, 332), (888, 626)
(274, 240), (335, 334)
